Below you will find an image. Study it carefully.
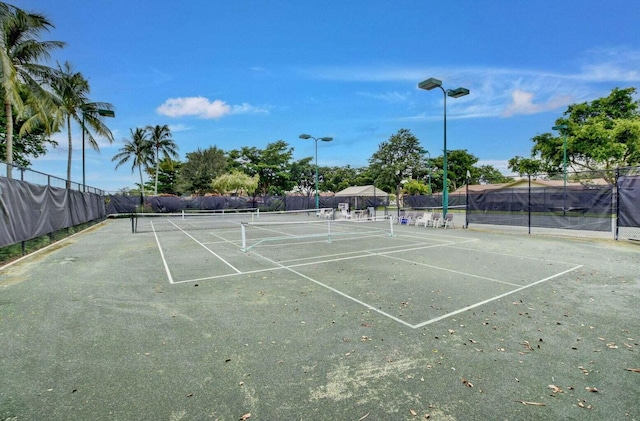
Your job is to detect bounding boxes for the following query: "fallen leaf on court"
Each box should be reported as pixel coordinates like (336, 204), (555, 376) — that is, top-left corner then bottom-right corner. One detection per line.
(469, 339), (477, 344)
(577, 399), (592, 409)
(548, 384), (563, 393)
(607, 343), (618, 349)
(186, 393), (193, 397)
(357, 413), (369, 421)
(345, 349), (355, 356)
(585, 387), (598, 392)
(409, 409), (417, 416)
(516, 401), (545, 406)
(425, 414), (430, 419)
(448, 329), (455, 334)
(625, 368), (640, 373)
(462, 378), (473, 388)
(578, 366), (590, 375)
(521, 341), (534, 351)
(240, 413), (251, 420)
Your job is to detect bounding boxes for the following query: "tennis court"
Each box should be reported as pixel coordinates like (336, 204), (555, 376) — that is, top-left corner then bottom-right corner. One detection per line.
(138, 211), (584, 330)
(1, 214), (639, 420)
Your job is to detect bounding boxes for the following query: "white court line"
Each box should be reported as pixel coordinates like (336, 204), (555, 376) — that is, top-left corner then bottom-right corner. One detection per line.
(166, 218), (242, 274)
(248, 248), (416, 328)
(150, 221), (175, 284)
(411, 265), (583, 328)
(150, 219), (243, 281)
(443, 243), (585, 266)
(379, 253), (522, 288)
(172, 236), (477, 284)
(162, 227), (583, 330)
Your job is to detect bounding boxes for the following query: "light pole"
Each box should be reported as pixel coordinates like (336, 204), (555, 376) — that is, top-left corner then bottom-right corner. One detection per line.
(553, 123), (569, 214)
(299, 133), (333, 210)
(82, 108), (115, 191)
(418, 78), (469, 217)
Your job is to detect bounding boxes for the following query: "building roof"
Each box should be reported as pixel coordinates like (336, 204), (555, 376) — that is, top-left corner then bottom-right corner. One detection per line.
(334, 185), (389, 197)
(451, 178), (610, 195)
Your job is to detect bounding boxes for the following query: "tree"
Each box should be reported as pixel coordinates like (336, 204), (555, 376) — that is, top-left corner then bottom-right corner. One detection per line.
(177, 146), (227, 195)
(257, 140), (295, 195)
(476, 165), (513, 184)
(211, 170), (258, 195)
(507, 156), (547, 176)
(289, 156), (314, 196)
(50, 61), (114, 187)
(229, 141), (294, 196)
(112, 128), (153, 199)
(0, 96), (57, 167)
(0, 4), (64, 177)
(321, 165), (369, 193)
(403, 179), (429, 195)
(368, 129), (424, 196)
(146, 124), (178, 195)
(528, 88), (640, 181)
(145, 156), (181, 195)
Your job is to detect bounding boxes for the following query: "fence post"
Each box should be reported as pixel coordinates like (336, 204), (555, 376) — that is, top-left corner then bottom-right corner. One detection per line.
(528, 174), (531, 235)
(614, 168), (620, 241)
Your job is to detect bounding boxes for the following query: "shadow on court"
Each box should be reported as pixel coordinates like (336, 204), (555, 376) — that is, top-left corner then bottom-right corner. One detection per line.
(1, 218), (639, 420)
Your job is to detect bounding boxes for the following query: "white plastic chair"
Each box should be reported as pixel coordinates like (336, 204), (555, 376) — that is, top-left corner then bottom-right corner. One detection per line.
(443, 213), (455, 229)
(415, 212), (432, 227)
(431, 213), (442, 228)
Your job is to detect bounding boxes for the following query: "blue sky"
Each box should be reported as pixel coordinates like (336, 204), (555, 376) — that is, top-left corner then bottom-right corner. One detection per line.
(14, 0), (640, 193)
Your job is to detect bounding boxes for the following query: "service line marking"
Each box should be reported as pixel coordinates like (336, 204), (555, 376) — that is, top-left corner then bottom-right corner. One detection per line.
(411, 265), (583, 328)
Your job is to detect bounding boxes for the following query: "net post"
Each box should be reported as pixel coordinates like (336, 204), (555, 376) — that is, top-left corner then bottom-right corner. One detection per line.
(130, 214), (136, 233)
(182, 210), (185, 220)
(241, 223), (247, 252)
(389, 215), (394, 237)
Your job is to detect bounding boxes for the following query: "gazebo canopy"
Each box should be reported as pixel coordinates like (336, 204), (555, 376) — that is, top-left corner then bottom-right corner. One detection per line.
(335, 185), (388, 197)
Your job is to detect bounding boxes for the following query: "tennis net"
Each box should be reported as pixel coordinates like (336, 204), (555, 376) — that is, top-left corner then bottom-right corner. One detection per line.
(131, 208), (323, 233)
(240, 216), (394, 252)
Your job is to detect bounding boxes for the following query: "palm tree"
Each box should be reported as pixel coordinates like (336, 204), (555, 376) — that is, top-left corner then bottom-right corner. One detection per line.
(50, 61), (114, 187)
(0, 4), (64, 177)
(146, 124), (178, 195)
(112, 128), (153, 200)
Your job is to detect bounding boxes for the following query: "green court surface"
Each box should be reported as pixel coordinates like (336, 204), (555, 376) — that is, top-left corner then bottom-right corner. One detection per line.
(1, 217), (639, 420)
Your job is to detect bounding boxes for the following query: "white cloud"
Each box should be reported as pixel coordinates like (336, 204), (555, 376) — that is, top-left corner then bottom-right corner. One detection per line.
(167, 124), (192, 133)
(156, 97), (268, 119)
(302, 47), (640, 119)
(358, 91), (410, 103)
(502, 89), (573, 117)
(575, 46), (640, 82)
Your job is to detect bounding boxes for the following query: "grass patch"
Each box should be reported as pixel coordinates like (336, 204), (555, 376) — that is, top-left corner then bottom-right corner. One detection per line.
(0, 219), (104, 266)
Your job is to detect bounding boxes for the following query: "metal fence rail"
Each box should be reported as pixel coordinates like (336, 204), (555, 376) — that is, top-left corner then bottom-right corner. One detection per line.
(1, 161), (104, 195)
